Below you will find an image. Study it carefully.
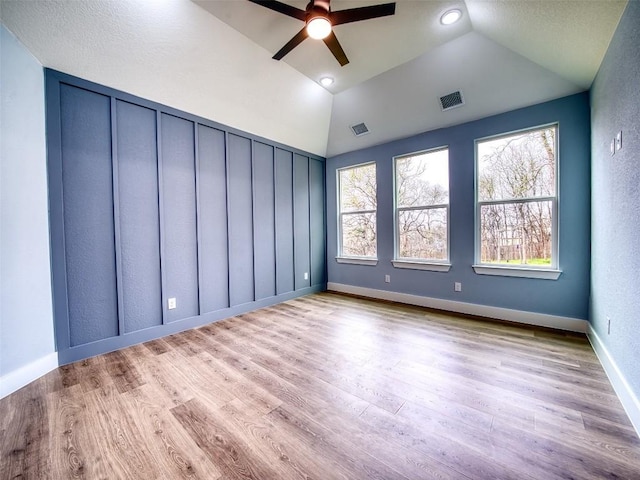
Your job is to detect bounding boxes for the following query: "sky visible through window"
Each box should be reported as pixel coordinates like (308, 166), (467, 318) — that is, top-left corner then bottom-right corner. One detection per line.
(397, 149), (449, 207)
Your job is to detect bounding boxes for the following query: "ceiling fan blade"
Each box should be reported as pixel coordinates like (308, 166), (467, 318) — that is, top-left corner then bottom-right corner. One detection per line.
(323, 31), (349, 66)
(330, 3), (396, 26)
(273, 27), (309, 60)
(247, 0), (306, 21)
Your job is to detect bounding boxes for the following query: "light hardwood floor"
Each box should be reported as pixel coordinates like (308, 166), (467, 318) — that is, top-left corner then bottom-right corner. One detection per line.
(2, 292), (639, 479)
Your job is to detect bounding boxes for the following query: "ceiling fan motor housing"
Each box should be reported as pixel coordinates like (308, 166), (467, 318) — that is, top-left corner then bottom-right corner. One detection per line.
(308, 0), (331, 15)
(249, 0), (396, 66)
(306, 1), (331, 29)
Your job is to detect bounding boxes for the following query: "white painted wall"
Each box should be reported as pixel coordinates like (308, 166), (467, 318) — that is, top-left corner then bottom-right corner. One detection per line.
(0, 0), (333, 157)
(0, 24), (57, 398)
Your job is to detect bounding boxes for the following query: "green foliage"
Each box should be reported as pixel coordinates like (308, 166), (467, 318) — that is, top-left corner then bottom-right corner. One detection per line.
(488, 258), (551, 265)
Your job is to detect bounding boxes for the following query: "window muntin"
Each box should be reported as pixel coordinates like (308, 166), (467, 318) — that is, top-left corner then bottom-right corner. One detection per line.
(476, 125), (558, 269)
(394, 148), (449, 262)
(337, 163), (377, 258)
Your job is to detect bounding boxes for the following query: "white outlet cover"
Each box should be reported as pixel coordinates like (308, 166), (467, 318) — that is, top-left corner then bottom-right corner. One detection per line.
(610, 138), (616, 156)
(168, 297), (177, 310)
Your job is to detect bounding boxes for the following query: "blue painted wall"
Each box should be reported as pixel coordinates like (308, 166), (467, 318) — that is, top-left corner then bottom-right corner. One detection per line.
(327, 93), (591, 320)
(46, 70), (326, 364)
(590, 0), (640, 409)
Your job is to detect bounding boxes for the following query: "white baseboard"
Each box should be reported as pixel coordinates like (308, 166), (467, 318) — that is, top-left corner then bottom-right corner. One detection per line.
(0, 352), (58, 399)
(327, 282), (589, 333)
(587, 327), (640, 437)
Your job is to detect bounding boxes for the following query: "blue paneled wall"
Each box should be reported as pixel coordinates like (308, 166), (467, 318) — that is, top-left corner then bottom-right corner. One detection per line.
(327, 93), (591, 321)
(590, 0), (640, 425)
(46, 70), (326, 364)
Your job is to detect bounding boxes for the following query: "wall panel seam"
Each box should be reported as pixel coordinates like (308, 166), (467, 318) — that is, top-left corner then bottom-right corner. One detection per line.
(111, 97), (125, 335)
(194, 122), (203, 315)
(156, 111), (168, 324)
(45, 74), (71, 352)
(250, 139), (257, 302)
(223, 131), (232, 308)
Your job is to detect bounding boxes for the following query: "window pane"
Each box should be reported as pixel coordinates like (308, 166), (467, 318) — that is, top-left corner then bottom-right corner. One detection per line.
(397, 149), (449, 207)
(480, 201), (552, 265)
(339, 163), (376, 212)
(478, 127), (556, 201)
(341, 212), (377, 257)
(398, 208), (447, 261)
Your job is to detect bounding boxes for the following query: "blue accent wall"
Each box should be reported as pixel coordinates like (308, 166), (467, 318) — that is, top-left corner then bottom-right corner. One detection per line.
(275, 149), (296, 294)
(228, 134), (255, 307)
(327, 93), (591, 321)
(116, 101), (163, 334)
(198, 125), (229, 313)
(253, 142), (277, 301)
(161, 113), (200, 322)
(294, 154), (312, 291)
(590, 0), (640, 410)
(46, 70), (326, 365)
(59, 85), (119, 346)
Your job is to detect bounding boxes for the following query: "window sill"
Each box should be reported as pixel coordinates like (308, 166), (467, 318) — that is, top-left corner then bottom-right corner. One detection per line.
(392, 260), (451, 272)
(336, 256), (378, 266)
(472, 264), (562, 280)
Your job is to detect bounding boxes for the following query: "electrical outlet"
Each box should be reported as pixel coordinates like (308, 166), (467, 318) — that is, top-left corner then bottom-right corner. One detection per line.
(610, 138), (616, 156)
(607, 316), (611, 335)
(168, 297), (177, 310)
(304, 272), (309, 280)
(616, 131), (622, 151)
(384, 274), (391, 283)
(454, 282), (462, 292)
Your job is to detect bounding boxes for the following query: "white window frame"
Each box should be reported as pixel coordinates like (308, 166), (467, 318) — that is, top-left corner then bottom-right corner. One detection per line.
(336, 162), (378, 266)
(473, 123), (561, 280)
(392, 147), (451, 272)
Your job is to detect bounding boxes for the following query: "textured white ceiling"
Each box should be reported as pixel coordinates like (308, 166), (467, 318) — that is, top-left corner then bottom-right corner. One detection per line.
(197, 0), (625, 93)
(0, 0), (333, 156)
(0, 0), (628, 158)
(196, 0), (627, 156)
(327, 31), (583, 157)
(465, 0), (626, 89)
(195, 0), (472, 93)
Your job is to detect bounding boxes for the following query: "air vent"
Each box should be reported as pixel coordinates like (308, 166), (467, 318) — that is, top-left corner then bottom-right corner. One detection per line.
(350, 122), (370, 137)
(439, 91), (464, 111)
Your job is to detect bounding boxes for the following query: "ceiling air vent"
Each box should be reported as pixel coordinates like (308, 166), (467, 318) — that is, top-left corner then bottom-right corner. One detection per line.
(439, 91), (464, 111)
(350, 122), (370, 137)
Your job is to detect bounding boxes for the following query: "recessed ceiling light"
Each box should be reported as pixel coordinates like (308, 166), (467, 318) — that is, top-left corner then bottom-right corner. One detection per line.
(319, 76), (334, 87)
(440, 8), (462, 25)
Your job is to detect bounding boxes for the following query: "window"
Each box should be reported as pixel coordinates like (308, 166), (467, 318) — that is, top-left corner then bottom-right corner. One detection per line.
(393, 148), (450, 271)
(474, 124), (560, 279)
(337, 163), (377, 264)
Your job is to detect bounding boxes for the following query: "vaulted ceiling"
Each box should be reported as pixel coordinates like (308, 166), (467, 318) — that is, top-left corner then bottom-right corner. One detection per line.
(0, 0), (627, 157)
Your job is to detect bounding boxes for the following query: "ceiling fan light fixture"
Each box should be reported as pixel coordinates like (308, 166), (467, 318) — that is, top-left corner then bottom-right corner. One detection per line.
(306, 16), (332, 40)
(249, 0), (397, 65)
(440, 8), (462, 25)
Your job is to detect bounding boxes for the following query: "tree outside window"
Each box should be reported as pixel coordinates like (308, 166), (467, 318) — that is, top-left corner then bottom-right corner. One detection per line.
(338, 163), (377, 258)
(395, 148), (449, 262)
(476, 125), (558, 268)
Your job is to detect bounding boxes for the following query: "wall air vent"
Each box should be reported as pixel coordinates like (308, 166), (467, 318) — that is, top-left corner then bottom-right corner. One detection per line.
(350, 122), (370, 137)
(439, 91), (464, 111)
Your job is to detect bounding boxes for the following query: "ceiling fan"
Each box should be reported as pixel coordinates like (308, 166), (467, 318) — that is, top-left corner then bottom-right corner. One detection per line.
(248, 0), (396, 66)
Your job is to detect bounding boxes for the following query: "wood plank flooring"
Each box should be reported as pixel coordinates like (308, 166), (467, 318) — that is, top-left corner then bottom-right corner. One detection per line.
(2, 292), (639, 479)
